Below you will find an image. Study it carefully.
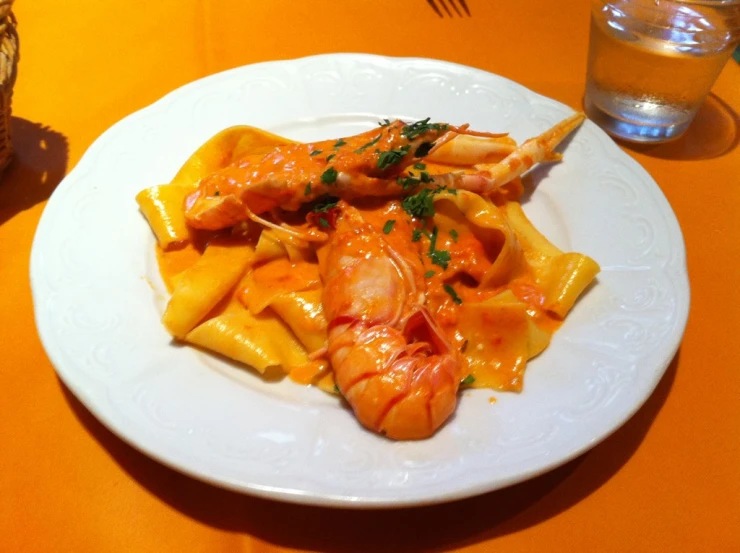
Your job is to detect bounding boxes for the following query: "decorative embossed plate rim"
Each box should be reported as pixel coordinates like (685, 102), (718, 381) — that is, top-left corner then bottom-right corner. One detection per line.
(30, 54), (689, 508)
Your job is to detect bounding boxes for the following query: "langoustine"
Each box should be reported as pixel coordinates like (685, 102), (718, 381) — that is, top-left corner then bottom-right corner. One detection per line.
(184, 114), (584, 231)
(318, 202), (461, 440)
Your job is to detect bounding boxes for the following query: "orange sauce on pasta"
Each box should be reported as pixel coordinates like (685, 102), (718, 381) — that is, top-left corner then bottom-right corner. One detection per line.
(155, 196), (564, 394)
(249, 258), (320, 295)
(156, 244), (202, 292)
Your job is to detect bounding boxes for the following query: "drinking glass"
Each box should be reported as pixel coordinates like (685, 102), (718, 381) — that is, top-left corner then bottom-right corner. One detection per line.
(584, 0), (740, 143)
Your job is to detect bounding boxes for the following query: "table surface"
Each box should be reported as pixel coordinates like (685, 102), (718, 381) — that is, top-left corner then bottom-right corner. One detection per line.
(2, 1), (739, 551)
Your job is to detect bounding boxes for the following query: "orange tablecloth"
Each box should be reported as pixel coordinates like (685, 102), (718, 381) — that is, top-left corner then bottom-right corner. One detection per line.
(2, 1), (739, 551)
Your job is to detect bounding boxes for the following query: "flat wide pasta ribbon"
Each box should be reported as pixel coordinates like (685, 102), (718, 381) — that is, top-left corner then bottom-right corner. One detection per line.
(137, 126), (295, 249)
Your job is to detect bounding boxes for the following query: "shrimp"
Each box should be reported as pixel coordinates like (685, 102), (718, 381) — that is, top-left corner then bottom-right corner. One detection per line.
(184, 113), (585, 232)
(319, 202), (461, 440)
(184, 119), (504, 230)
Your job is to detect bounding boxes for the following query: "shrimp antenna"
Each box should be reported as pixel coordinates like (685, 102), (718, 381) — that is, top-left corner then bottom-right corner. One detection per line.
(244, 204), (328, 243)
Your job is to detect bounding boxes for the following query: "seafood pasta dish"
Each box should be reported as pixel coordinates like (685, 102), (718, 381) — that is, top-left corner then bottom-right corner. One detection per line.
(136, 113), (599, 440)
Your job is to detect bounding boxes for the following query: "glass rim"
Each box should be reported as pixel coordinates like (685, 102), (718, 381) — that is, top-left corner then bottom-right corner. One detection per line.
(676, 0), (740, 5)
(596, 0), (740, 5)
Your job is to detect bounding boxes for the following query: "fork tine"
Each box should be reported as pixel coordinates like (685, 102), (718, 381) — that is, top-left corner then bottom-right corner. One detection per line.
(458, 0), (471, 16)
(426, 0), (443, 18)
(438, 0), (453, 17)
(449, 0), (463, 17)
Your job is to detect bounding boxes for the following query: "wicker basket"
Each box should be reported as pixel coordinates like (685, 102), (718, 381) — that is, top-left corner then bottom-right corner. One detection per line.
(0, 0), (18, 173)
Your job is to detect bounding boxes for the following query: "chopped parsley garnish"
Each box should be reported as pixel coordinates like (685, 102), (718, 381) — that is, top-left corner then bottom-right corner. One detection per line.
(444, 284), (463, 305)
(411, 228), (423, 242)
(428, 225), (439, 251)
(379, 118), (391, 127)
(397, 175), (418, 190)
(424, 270), (435, 278)
(414, 142), (435, 158)
(304, 183), (312, 196)
(401, 118), (449, 141)
(318, 217), (330, 229)
(430, 249), (451, 269)
(310, 149), (323, 156)
(326, 153), (335, 162)
(377, 145), (410, 170)
(321, 167), (338, 185)
(450, 229), (459, 242)
(413, 162), (426, 170)
(213, 190), (220, 196)
(397, 176), (417, 190)
(333, 384), (341, 393)
(312, 196), (339, 212)
(382, 220), (396, 234)
(461, 374), (475, 385)
(402, 188), (436, 218)
(334, 139), (347, 148)
(427, 227), (451, 269)
(355, 134), (382, 154)
(397, 170), (433, 190)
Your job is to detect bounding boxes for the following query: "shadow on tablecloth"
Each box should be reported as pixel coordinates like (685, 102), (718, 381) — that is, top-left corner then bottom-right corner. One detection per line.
(59, 350), (679, 553)
(620, 94), (739, 161)
(0, 117), (68, 227)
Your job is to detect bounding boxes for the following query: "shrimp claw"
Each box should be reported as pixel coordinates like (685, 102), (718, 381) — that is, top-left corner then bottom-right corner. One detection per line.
(432, 112), (586, 194)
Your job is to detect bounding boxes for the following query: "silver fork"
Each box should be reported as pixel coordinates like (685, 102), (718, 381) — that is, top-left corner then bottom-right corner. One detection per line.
(426, 0), (471, 18)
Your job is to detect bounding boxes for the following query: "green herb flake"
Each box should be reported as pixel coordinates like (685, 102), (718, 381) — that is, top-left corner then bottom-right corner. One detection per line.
(318, 217), (330, 229)
(326, 153), (335, 162)
(377, 145), (410, 170)
(402, 188), (436, 218)
(355, 134), (382, 154)
(450, 229), (459, 242)
(401, 118), (449, 141)
(411, 228), (423, 242)
(413, 162), (426, 170)
(334, 139), (347, 148)
(397, 175), (420, 190)
(304, 182), (312, 196)
(321, 167), (338, 185)
(379, 118), (391, 127)
(444, 284), (463, 305)
(213, 190), (220, 196)
(382, 220), (396, 234)
(333, 384), (341, 393)
(423, 226), (451, 269)
(424, 270), (435, 278)
(310, 150), (323, 157)
(430, 249), (451, 269)
(428, 226), (439, 252)
(461, 374), (475, 385)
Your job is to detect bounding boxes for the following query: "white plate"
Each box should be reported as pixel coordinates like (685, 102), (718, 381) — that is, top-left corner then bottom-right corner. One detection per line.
(30, 54), (689, 508)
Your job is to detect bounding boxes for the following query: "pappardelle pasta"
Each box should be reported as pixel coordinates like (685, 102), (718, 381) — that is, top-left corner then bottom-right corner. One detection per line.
(136, 114), (599, 440)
